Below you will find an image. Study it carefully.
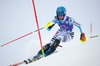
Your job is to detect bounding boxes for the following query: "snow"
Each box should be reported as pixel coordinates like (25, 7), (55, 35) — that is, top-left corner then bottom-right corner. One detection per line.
(0, 0), (100, 66)
(19, 36), (100, 66)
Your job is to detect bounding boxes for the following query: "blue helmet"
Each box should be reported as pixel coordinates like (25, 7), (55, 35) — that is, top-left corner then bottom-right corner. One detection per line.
(56, 6), (66, 16)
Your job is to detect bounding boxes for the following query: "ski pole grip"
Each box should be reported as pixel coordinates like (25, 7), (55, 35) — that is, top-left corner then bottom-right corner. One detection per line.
(44, 22), (54, 28)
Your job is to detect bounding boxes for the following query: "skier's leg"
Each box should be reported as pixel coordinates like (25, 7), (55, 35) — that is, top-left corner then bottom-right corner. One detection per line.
(31, 43), (50, 61)
(44, 39), (61, 56)
(43, 29), (63, 56)
(38, 43), (50, 54)
(32, 54), (42, 61)
(44, 31), (74, 56)
(61, 31), (74, 42)
(31, 30), (62, 60)
(24, 43), (50, 63)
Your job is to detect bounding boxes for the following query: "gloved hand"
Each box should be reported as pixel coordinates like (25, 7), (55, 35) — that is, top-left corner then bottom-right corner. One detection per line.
(80, 33), (86, 41)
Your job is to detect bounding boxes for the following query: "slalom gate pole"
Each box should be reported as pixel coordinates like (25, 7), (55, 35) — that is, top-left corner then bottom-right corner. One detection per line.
(1, 32), (33, 47)
(90, 22), (92, 36)
(89, 22), (100, 38)
(32, 0), (44, 57)
(0, 27), (44, 47)
(1, 1), (54, 48)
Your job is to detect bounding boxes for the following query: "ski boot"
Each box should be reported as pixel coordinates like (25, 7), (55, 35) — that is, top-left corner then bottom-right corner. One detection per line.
(24, 59), (32, 64)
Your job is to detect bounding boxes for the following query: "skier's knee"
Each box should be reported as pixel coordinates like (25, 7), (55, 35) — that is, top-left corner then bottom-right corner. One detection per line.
(51, 39), (61, 48)
(38, 43), (50, 54)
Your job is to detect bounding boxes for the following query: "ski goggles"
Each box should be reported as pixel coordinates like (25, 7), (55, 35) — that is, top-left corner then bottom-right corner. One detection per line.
(57, 12), (65, 16)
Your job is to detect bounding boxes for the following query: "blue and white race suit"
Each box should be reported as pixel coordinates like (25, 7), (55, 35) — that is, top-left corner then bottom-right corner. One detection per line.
(49, 16), (82, 45)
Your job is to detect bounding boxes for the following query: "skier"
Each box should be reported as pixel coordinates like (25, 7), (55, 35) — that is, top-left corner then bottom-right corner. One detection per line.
(24, 6), (86, 64)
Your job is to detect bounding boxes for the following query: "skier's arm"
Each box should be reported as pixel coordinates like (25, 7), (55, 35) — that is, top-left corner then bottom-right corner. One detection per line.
(69, 17), (82, 33)
(73, 21), (82, 33)
(70, 18), (86, 41)
(74, 22), (86, 41)
(73, 21), (86, 41)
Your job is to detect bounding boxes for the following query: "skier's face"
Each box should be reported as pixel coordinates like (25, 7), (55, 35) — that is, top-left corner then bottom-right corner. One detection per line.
(58, 16), (64, 20)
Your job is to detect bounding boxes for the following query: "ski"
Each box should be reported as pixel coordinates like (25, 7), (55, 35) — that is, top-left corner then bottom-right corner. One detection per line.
(9, 51), (58, 66)
(9, 61), (24, 66)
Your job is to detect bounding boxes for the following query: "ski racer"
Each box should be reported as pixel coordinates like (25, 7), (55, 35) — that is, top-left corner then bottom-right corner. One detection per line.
(24, 6), (86, 64)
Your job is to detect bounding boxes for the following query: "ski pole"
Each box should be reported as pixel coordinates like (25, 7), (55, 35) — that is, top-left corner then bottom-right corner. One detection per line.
(80, 34), (100, 43)
(1, 22), (54, 47)
(90, 34), (100, 38)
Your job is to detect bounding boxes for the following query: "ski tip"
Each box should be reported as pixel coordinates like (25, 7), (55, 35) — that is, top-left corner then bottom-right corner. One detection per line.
(9, 61), (24, 66)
